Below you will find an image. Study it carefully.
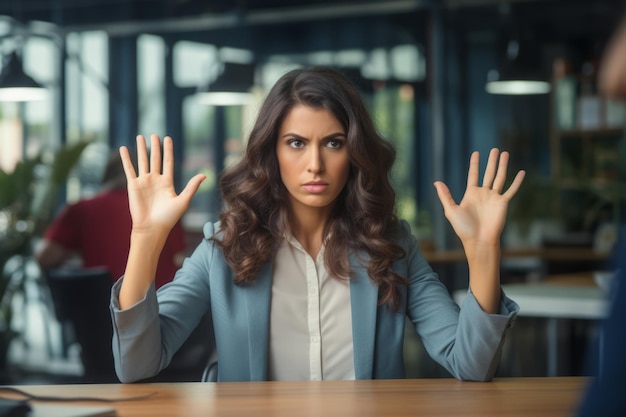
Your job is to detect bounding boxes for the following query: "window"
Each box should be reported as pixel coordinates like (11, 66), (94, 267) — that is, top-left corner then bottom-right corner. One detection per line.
(174, 41), (256, 229)
(65, 31), (109, 200)
(138, 34), (166, 138)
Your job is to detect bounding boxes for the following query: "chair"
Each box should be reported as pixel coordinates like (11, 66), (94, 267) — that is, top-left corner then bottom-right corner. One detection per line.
(44, 267), (117, 382)
(201, 351), (218, 382)
(45, 267), (215, 383)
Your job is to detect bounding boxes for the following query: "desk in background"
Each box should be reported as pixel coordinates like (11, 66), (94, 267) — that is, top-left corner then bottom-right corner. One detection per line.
(423, 247), (610, 264)
(2, 377), (587, 417)
(423, 246), (610, 301)
(454, 273), (609, 376)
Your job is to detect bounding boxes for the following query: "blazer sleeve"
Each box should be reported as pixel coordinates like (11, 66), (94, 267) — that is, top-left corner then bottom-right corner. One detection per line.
(110, 223), (217, 383)
(401, 222), (519, 381)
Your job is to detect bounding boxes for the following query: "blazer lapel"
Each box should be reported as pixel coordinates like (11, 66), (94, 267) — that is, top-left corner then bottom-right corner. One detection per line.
(243, 262), (272, 381)
(240, 256), (379, 380)
(349, 256), (379, 379)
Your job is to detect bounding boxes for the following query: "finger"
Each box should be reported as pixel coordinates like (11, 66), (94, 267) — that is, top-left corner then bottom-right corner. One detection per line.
(150, 134), (162, 174)
(502, 170), (526, 200)
(492, 151), (510, 193)
(481, 148), (499, 188)
(433, 181), (456, 212)
(162, 136), (174, 179)
(179, 174), (207, 202)
(119, 146), (137, 180)
(466, 151), (480, 189)
(136, 135), (149, 174)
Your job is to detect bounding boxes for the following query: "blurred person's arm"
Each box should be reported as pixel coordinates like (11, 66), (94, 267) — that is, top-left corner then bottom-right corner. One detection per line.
(35, 239), (75, 269)
(35, 203), (80, 269)
(599, 16), (626, 99)
(576, 13), (626, 416)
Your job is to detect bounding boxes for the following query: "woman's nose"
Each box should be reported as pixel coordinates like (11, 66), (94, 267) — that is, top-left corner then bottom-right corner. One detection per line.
(306, 147), (323, 173)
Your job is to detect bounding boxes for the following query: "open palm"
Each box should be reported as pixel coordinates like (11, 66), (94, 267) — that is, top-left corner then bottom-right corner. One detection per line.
(120, 134), (206, 235)
(434, 149), (525, 247)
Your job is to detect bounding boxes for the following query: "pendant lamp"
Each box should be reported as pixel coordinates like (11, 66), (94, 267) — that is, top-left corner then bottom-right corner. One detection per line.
(485, 39), (551, 96)
(196, 62), (255, 106)
(0, 50), (47, 102)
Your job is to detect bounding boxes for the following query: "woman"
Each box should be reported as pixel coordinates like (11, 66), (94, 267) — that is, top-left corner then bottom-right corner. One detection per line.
(112, 67), (525, 383)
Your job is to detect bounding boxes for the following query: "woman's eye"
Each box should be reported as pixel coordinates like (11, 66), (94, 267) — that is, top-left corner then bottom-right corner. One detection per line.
(288, 139), (304, 149)
(327, 139), (344, 149)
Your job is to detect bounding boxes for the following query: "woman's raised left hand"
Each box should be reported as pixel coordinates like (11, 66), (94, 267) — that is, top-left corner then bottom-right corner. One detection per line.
(433, 148), (525, 248)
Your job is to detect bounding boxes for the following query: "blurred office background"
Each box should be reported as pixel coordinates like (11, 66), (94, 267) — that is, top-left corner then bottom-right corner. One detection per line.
(0, 0), (624, 383)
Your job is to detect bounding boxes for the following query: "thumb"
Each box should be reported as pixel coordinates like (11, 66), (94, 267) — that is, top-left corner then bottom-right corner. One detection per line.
(179, 174), (206, 201)
(433, 181), (456, 211)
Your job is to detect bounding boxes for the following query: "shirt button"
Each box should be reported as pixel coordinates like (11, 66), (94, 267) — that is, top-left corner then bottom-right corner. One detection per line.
(311, 337), (319, 343)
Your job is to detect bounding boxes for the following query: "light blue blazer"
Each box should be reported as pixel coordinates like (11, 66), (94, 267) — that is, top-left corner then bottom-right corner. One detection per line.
(111, 221), (518, 383)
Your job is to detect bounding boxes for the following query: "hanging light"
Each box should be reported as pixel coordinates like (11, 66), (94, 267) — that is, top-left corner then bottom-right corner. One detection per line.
(485, 39), (551, 96)
(0, 50), (47, 102)
(196, 62), (255, 106)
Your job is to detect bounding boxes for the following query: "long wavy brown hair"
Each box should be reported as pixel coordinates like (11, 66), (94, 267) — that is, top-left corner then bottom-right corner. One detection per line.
(212, 66), (408, 307)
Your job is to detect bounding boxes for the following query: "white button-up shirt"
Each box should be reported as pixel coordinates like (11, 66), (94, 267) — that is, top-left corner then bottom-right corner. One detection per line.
(267, 234), (355, 381)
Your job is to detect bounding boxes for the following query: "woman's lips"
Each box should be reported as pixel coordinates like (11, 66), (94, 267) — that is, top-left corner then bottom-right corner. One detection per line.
(302, 182), (328, 193)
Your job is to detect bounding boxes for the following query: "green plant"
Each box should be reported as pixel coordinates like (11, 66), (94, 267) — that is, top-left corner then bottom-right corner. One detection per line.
(0, 141), (90, 372)
(507, 174), (559, 237)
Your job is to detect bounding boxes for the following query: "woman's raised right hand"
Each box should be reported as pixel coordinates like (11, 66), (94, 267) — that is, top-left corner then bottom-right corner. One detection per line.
(119, 134), (206, 237)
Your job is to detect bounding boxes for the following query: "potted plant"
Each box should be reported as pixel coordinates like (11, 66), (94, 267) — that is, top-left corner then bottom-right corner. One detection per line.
(0, 141), (90, 375)
(505, 174), (564, 248)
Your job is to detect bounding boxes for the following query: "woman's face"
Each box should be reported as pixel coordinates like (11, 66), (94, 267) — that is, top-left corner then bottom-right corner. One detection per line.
(276, 105), (350, 215)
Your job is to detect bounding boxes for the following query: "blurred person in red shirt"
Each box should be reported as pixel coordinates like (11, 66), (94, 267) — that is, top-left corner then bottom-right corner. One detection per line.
(36, 151), (187, 289)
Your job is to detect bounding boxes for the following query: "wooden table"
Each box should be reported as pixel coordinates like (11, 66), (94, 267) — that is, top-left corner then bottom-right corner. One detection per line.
(2, 377), (588, 417)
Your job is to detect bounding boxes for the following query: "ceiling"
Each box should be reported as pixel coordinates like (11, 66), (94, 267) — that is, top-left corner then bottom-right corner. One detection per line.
(0, 0), (624, 58)
(0, 0), (623, 33)
(9, 0), (430, 30)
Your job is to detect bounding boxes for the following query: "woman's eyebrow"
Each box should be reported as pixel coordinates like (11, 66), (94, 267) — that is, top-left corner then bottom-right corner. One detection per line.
(280, 132), (346, 140)
(324, 132), (347, 139)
